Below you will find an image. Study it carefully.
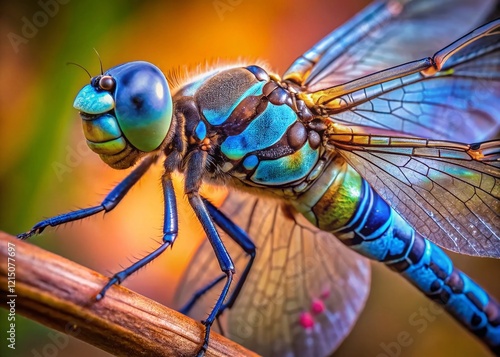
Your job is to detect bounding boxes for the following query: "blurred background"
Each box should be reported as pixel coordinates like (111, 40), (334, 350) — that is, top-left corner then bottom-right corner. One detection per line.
(0, 1), (499, 356)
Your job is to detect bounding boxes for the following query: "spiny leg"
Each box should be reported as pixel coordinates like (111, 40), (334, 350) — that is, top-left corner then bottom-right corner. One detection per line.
(18, 156), (156, 240)
(185, 151), (236, 356)
(188, 193), (235, 356)
(97, 172), (178, 299)
(205, 199), (256, 312)
(179, 274), (226, 315)
(179, 198), (256, 317)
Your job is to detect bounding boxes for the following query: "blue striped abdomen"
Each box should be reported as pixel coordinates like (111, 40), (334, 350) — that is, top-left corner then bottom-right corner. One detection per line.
(294, 157), (500, 352)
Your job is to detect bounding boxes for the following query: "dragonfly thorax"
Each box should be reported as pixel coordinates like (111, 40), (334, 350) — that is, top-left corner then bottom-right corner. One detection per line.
(171, 65), (332, 197)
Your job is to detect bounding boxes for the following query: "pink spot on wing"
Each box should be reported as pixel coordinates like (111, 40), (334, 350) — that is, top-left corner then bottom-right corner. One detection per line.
(311, 298), (325, 315)
(299, 312), (315, 329)
(320, 288), (330, 300)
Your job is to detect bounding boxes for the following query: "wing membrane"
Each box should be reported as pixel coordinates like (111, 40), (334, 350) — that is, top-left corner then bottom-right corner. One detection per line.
(284, 0), (497, 89)
(328, 131), (500, 257)
(175, 191), (370, 357)
(308, 20), (500, 142)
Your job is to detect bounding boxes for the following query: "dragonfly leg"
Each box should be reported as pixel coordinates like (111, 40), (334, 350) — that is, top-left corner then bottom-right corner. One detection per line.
(96, 241), (172, 300)
(204, 198), (255, 312)
(18, 156), (156, 240)
(188, 193), (235, 356)
(198, 272), (233, 357)
(179, 274), (226, 315)
(179, 198), (256, 317)
(185, 151), (235, 355)
(96, 171), (178, 300)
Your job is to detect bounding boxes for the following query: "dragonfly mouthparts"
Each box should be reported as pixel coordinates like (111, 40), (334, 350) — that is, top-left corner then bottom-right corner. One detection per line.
(79, 112), (100, 120)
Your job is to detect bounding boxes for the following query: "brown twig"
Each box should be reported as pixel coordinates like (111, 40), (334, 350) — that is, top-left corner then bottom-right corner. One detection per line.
(0, 232), (259, 357)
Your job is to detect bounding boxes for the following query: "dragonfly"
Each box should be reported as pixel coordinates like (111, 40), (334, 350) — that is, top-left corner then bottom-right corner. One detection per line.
(18, 0), (500, 356)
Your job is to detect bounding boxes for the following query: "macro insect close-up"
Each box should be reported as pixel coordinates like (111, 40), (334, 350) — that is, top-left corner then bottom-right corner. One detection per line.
(1, 0), (500, 356)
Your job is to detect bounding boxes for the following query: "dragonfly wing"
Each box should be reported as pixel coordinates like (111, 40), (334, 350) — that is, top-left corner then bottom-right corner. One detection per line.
(284, 0), (497, 90)
(175, 191), (370, 357)
(332, 36), (500, 142)
(328, 132), (500, 257)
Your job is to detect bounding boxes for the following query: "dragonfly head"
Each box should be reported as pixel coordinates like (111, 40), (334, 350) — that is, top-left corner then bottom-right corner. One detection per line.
(73, 61), (173, 169)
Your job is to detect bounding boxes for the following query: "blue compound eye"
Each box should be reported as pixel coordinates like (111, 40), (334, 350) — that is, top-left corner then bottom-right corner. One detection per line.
(107, 61), (173, 152)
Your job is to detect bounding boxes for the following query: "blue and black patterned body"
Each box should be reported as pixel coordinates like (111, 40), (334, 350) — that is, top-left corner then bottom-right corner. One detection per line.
(294, 158), (500, 352)
(172, 63), (500, 352)
(171, 65), (325, 194)
(18, 1), (500, 356)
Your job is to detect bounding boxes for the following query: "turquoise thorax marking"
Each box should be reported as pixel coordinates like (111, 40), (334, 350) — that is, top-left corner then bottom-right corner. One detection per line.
(73, 84), (114, 114)
(195, 121), (207, 141)
(250, 142), (319, 186)
(221, 103), (297, 160)
(243, 155), (259, 170)
(203, 81), (266, 126)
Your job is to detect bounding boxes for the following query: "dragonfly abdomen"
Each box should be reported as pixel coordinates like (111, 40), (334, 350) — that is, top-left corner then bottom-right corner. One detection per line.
(294, 158), (500, 351)
(292, 155), (364, 231)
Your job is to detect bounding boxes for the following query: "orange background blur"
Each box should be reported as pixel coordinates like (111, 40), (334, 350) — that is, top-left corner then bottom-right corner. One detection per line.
(1, 1), (499, 356)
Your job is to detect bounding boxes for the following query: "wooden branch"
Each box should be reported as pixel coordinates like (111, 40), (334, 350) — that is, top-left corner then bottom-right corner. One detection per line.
(0, 232), (259, 357)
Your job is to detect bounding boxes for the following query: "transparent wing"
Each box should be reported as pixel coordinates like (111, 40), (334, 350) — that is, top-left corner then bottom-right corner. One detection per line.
(284, 0), (497, 90)
(175, 191), (370, 357)
(330, 27), (500, 142)
(327, 129), (500, 257)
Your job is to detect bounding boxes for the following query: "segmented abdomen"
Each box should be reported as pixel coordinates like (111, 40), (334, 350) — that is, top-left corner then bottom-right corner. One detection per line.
(293, 157), (500, 352)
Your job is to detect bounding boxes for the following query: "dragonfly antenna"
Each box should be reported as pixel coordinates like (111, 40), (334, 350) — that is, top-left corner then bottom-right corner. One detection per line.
(66, 62), (91, 79)
(93, 48), (104, 75)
